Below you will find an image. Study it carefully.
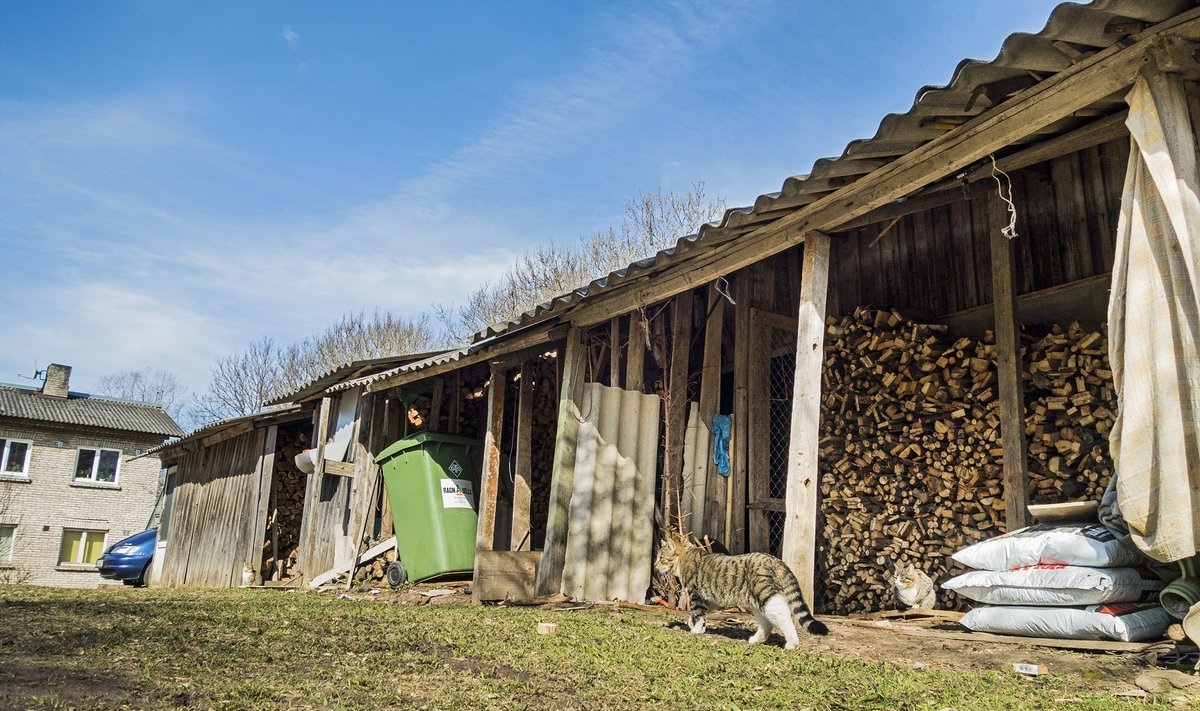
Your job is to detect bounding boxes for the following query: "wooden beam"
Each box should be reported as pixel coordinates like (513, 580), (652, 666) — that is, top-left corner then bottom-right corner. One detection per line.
(781, 231), (831, 609)
(698, 284), (725, 542)
(990, 194), (1031, 532)
(429, 378), (444, 432)
(730, 274), (751, 553)
(448, 371), (461, 434)
(565, 13), (1200, 327)
(534, 326), (586, 596)
(475, 363), (506, 555)
(511, 360), (535, 551)
(313, 396), (331, 479)
(609, 317), (621, 389)
(664, 291), (694, 531)
(626, 310), (646, 392)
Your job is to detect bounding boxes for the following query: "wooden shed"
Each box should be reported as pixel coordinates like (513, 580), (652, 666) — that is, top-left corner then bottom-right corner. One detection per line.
(313, 0), (1198, 613)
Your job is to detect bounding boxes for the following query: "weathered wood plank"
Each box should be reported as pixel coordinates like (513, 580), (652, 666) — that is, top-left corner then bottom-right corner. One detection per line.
(990, 194), (1031, 532)
(626, 311), (646, 392)
(609, 317), (621, 389)
(747, 308), (771, 553)
(730, 273), (751, 553)
(782, 231), (831, 609)
(474, 551), (542, 602)
(699, 284), (726, 543)
(476, 364), (506, 553)
(511, 359), (535, 551)
(664, 291), (694, 531)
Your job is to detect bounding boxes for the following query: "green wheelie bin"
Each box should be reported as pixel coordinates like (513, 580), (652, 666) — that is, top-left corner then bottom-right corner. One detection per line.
(374, 432), (483, 585)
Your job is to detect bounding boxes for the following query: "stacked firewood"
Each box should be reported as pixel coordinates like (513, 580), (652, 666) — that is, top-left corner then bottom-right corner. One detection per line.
(1023, 322), (1116, 504)
(353, 547), (398, 584)
(817, 308), (1007, 614)
(529, 355), (559, 548)
(261, 427), (308, 581)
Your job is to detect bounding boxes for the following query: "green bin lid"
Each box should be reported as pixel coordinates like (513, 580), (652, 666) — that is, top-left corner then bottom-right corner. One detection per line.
(375, 431), (483, 463)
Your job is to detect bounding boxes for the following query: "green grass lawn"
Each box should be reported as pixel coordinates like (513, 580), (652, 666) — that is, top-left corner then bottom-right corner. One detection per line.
(0, 586), (1170, 710)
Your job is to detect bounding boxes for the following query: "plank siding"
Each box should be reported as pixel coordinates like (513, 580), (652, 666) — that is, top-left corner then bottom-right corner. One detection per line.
(828, 139), (1126, 318)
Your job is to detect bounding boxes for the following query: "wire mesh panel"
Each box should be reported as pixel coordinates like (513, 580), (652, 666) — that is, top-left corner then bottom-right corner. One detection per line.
(767, 327), (796, 557)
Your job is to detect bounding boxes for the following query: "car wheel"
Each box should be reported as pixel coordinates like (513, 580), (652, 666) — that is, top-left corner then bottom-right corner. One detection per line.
(385, 561), (408, 588)
(133, 560), (152, 587)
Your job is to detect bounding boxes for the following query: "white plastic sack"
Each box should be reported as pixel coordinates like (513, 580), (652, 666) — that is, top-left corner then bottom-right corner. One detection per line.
(961, 603), (1171, 642)
(952, 523), (1144, 571)
(943, 565), (1164, 606)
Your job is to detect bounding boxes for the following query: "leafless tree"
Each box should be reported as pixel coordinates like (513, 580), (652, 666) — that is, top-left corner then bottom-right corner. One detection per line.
(189, 311), (444, 428)
(275, 310), (445, 396)
(189, 336), (282, 425)
(96, 368), (186, 421)
(436, 183), (726, 343)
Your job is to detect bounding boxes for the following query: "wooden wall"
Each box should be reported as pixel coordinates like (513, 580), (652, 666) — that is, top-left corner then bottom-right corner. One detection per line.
(159, 426), (275, 587)
(828, 138), (1128, 319)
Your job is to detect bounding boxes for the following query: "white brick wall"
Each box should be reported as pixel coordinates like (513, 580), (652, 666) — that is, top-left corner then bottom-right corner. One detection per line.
(0, 422), (167, 588)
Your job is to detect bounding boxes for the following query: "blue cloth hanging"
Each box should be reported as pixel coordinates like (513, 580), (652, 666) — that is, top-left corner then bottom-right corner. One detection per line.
(711, 414), (732, 477)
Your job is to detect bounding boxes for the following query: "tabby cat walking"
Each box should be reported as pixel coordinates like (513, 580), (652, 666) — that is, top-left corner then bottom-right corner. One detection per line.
(654, 537), (828, 649)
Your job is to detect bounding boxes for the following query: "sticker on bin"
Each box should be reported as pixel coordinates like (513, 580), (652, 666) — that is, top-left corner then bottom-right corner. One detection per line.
(448, 460), (464, 476)
(441, 478), (475, 509)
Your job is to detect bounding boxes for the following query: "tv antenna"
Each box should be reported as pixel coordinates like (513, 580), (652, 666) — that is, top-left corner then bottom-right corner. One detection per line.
(17, 360), (44, 382)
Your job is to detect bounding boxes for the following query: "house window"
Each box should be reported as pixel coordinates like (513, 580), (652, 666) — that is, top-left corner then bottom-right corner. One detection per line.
(74, 448), (121, 483)
(0, 439), (31, 476)
(59, 529), (106, 565)
(0, 525), (13, 562)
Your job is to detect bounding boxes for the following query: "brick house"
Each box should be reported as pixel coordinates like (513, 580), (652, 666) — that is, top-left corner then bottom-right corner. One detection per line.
(0, 364), (184, 587)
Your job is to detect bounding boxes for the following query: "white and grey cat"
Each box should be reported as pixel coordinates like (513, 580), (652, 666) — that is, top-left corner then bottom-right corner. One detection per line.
(891, 563), (936, 609)
(655, 537), (828, 649)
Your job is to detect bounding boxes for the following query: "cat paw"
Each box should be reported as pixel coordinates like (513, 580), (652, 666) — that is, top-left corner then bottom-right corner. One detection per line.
(784, 641), (800, 650)
(748, 632), (766, 644)
(689, 620), (707, 634)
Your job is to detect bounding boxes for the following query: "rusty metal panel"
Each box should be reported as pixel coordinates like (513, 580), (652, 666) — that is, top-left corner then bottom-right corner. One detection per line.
(561, 383), (660, 603)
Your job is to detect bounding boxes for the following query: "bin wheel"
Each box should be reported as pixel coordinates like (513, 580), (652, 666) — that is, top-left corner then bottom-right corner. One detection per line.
(385, 561), (408, 588)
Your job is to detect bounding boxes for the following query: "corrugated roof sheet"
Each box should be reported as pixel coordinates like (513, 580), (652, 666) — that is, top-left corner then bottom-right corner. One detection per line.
(470, 0), (1192, 343)
(326, 347), (473, 394)
(265, 351), (445, 406)
(0, 383), (184, 437)
(145, 405), (304, 458)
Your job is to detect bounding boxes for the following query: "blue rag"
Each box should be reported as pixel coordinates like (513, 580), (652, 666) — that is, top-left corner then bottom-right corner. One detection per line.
(711, 414), (732, 477)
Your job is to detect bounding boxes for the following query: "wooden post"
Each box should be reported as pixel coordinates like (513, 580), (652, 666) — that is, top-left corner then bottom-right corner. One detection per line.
(664, 291), (693, 532)
(626, 311), (646, 392)
(298, 396), (332, 581)
(610, 317), (621, 389)
(511, 360), (535, 551)
(781, 230), (830, 608)
(534, 327), (586, 596)
(990, 194), (1031, 531)
(730, 275), (751, 553)
(429, 378), (444, 432)
(473, 364), (507, 602)
(379, 396), (395, 538)
(449, 371), (461, 434)
(699, 285), (726, 541)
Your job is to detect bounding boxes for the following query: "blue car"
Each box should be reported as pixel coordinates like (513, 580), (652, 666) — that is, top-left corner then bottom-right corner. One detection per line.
(97, 529), (156, 586)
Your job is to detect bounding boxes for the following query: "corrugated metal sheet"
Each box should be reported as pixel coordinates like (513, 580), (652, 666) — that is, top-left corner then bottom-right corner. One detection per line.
(682, 403), (711, 536)
(325, 347), (473, 394)
(265, 352), (444, 406)
(0, 382), (183, 437)
(561, 383), (660, 603)
(146, 405), (303, 459)
(470, 0), (1191, 343)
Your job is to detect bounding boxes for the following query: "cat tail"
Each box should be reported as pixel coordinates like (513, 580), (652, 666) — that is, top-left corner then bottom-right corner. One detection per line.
(786, 582), (828, 636)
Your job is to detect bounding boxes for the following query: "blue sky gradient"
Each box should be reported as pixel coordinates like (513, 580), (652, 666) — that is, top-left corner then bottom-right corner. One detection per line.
(0, 1), (1062, 395)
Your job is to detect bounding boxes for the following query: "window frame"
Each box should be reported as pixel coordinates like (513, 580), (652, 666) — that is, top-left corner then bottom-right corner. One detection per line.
(73, 447), (122, 484)
(0, 524), (14, 563)
(0, 438), (32, 478)
(58, 528), (107, 566)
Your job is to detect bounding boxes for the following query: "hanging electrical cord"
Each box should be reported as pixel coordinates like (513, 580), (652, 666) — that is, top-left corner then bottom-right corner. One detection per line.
(990, 153), (1020, 240)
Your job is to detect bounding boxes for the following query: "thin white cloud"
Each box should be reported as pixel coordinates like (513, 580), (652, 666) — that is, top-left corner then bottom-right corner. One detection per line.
(281, 26), (299, 46)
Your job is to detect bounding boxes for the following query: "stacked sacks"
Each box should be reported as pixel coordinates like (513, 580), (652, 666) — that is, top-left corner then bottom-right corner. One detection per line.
(942, 523), (1172, 642)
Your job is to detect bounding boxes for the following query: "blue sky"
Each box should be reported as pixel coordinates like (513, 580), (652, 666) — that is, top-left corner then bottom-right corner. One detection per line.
(0, 1), (1062, 396)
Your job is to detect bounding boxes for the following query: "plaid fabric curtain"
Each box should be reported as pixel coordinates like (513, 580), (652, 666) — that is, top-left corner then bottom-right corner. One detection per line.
(1109, 68), (1200, 564)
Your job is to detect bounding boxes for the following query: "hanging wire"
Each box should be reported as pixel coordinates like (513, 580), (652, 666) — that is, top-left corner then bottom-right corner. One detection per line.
(713, 275), (736, 305)
(990, 153), (1020, 240)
